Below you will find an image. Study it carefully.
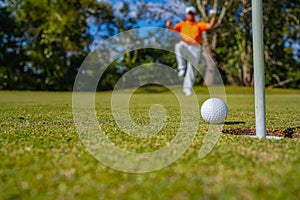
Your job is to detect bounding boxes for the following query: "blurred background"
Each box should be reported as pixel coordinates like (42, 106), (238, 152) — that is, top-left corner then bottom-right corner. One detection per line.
(0, 0), (299, 91)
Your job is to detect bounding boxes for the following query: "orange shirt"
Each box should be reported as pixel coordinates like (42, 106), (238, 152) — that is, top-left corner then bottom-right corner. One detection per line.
(174, 20), (209, 45)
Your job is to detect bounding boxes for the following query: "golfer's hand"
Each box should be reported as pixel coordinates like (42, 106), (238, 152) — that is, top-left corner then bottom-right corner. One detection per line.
(166, 20), (172, 28)
(209, 9), (216, 16)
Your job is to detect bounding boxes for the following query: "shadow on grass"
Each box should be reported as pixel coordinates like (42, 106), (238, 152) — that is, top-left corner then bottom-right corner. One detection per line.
(135, 84), (171, 93)
(224, 121), (246, 125)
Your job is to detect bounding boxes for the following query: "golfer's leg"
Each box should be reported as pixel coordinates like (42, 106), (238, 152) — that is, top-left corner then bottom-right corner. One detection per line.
(183, 45), (201, 95)
(175, 41), (187, 71)
(188, 45), (201, 68)
(183, 62), (196, 96)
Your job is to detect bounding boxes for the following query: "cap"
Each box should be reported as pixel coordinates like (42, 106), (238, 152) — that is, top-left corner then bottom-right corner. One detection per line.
(185, 6), (196, 14)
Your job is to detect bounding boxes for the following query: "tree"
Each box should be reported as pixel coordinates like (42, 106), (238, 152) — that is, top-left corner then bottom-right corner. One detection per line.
(214, 0), (253, 86)
(263, 0), (300, 88)
(1, 0), (114, 90)
(1, 0), (299, 90)
(201, 0), (299, 87)
(0, 2), (29, 89)
(194, 0), (231, 85)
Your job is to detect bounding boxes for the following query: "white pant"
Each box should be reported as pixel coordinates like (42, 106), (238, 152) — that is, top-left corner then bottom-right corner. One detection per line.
(175, 41), (201, 94)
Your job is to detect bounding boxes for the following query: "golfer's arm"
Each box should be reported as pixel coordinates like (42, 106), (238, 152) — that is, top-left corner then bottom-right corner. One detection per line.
(167, 25), (174, 30)
(207, 15), (216, 29)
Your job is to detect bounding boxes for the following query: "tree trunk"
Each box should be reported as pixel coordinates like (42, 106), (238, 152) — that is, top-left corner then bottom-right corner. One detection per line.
(241, 0), (253, 86)
(241, 43), (253, 86)
(202, 32), (216, 86)
(197, 0), (233, 86)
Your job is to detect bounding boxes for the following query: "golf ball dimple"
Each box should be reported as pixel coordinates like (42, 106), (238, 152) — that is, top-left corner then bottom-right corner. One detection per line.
(201, 98), (228, 124)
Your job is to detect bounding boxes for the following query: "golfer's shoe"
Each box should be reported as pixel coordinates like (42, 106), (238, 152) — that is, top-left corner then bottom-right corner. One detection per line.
(184, 90), (193, 96)
(178, 69), (185, 77)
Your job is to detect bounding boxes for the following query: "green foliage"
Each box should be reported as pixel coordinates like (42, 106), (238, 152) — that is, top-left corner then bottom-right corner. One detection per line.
(0, 0), (114, 90)
(215, 0), (299, 87)
(0, 4), (28, 89)
(0, 0), (299, 90)
(263, 0), (300, 88)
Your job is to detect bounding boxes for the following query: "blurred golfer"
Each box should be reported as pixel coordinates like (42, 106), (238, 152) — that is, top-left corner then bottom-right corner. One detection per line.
(166, 6), (216, 96)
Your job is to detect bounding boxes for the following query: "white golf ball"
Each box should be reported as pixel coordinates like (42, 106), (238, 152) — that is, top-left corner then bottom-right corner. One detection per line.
(201, 98), (228, 124)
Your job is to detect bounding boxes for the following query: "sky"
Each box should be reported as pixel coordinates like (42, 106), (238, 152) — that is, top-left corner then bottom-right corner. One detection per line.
(89, 0), (188, 49)
(92, 0), (299, 59)
(108, 0), (188, 24)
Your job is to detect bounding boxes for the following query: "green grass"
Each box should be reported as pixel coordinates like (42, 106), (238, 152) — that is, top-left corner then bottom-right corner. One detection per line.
(0, 87), (300, 199)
